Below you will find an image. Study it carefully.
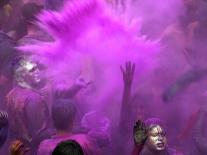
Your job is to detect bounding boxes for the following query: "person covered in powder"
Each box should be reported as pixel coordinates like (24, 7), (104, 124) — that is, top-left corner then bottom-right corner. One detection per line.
(113, 61), (151, 155)
(115, 61), (135, 155)
(6, 56), (50, 155)
(132, 118), (183, 155)
(6, 55), (87, 155)
(81, 111), (112, 154)
(37, 99), (101, 155)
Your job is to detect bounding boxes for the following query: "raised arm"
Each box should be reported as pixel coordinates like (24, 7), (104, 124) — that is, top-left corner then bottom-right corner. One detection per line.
(119, 61), (135, 131)
(55, 77), (92, 99)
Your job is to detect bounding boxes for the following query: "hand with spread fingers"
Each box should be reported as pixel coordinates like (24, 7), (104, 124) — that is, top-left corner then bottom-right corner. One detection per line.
(0, 111), (8, 128)
(120, 61), (135, 88)
(10, 140), (29, 155)
(75, 76), (92, 89)
(133, 120), (147, 145)
(0, 111), (9, 148)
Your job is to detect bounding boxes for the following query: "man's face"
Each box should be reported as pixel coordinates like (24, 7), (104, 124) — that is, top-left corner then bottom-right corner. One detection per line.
(15, 59), (42, 88)
(146, 125), (167, 151)
(24, 61), (41, 84)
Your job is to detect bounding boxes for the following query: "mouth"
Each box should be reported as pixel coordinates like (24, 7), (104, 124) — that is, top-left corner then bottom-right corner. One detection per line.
(156, 143), (165, 148)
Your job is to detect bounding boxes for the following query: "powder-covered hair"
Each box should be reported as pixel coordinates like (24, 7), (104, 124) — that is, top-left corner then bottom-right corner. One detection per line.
(145, 117), (166, 132)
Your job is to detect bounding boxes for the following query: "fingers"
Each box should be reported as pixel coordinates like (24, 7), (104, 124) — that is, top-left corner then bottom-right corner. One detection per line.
(11, 140), (24, 152)
(120, 65), (124, 74)
(132, 63), (135, 75)
(10, 140), (29, 155)
(134, 120), (146, 131)
(121, 61), (136, 73)
(0, 111), (8, 122)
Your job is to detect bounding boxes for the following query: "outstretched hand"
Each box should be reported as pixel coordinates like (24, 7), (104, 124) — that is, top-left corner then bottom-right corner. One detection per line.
(75, 77), (92, 89)
(0, 111), (8, 128)
(120, 61), (135, 88)
(10, 140), (29, 155)
(133, 120), (147, 145)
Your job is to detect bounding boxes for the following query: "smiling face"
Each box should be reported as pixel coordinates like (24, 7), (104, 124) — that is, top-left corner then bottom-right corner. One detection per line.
(146, 125), (167, 151)
(15, 58), (42, 88)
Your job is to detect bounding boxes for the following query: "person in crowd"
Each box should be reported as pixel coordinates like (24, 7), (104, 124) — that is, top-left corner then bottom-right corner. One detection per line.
(6, 51), (88, 154)
(114, 61), (149, 155)
(52, 140), (84, 155)
(11, 2), (44, 42)
(6, 57), (50, 155)
(37, 99), (100, 155)
(132, 118), (183, 155)
(162, 0), (207, 102)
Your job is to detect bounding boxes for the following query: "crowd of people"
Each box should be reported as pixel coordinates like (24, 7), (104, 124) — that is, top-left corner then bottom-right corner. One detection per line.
(0, 0), (207, 155)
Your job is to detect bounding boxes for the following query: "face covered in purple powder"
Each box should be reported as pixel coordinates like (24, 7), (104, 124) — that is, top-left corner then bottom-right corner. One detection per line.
(14, 57), (42, 89)
(146, 125), (167, 151)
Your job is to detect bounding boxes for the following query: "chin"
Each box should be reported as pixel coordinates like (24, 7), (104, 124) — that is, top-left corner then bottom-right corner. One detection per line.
(155, 147), (166, 151)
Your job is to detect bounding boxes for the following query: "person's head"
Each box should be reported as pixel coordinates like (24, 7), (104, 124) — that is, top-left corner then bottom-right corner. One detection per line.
(14, 56), (43, 89)
(145, 118), (167, 151)
(52, 140), (84, 155)
(52, 99), (76, 131)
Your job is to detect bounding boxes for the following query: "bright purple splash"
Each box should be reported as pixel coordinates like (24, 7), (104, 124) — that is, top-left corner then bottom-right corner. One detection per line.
(18, 0), (159, 108)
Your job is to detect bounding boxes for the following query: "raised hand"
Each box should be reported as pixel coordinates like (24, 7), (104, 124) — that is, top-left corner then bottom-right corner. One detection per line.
(120, 61), (135, 88)
(0, 111), (8, 127)
(133, 120), (147, 145)
(10, 140), (29, 155)
(75, 76), (92, 89)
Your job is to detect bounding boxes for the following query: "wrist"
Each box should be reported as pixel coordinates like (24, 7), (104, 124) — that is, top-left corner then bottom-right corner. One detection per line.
(124, 83), (132, 89)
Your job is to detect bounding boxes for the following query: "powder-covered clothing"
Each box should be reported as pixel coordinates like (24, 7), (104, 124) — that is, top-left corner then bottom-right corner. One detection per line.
(6, 86), (49, 145)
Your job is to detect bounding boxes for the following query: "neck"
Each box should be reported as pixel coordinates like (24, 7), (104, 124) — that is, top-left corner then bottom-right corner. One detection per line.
(56, 130), (72, 136)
